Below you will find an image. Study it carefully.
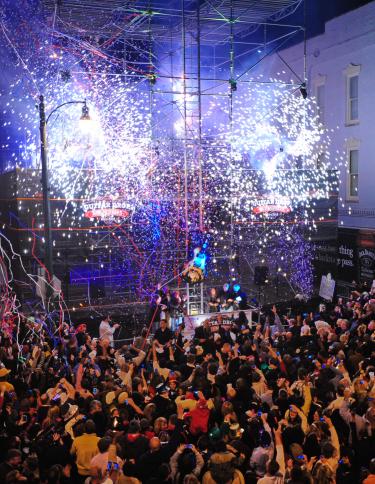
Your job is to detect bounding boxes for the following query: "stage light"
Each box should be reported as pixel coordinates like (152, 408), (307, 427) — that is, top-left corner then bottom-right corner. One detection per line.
(299, 82), (308, 99)
(148, 73), (157, 85)
(229, 79), (237, 92)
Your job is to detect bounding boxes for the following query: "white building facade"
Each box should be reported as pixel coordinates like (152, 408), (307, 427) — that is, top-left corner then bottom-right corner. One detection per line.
(266, 2), (375, 286)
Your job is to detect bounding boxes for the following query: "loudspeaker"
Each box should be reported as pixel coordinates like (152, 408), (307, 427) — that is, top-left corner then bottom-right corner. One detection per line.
(89, 281), (106, 299)
(254, 266), (268, 286)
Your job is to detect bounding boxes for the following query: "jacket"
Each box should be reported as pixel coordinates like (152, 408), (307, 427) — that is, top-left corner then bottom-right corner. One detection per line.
(71, 432), (100, 476)
(186, 399), (210, 436)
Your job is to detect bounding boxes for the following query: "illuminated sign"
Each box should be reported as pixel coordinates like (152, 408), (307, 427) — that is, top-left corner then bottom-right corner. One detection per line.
(252, 196), (291, 215)
(83, 199), (131, 220)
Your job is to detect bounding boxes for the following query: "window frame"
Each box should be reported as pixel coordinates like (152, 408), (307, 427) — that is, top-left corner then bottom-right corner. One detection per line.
(314, 75), (326, 126)
(346, 138), (360, 202)
(343, 64), (361, 126)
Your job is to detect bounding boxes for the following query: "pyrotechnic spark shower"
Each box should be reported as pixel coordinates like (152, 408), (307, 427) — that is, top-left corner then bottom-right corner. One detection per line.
(0, 0), (343, 303)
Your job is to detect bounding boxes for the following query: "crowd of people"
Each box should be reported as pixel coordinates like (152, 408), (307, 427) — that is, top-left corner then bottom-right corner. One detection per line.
(0, 283), (374, 484)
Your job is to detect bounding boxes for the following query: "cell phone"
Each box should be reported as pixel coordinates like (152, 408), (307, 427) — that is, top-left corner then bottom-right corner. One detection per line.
(186, 444), (193, 449)
(92, 387), (98, 395)
(125, 399), (128, 405)
(320, 417), (325, 422)
(297, 454), (304, 460)
(369, 372), (374, 379)
(257, 411), (262, 416)
(308, 355), (313, 359)
(339, 459), (344, 464)
(107, 461), (119, 471)
(276, 351), (280, 356)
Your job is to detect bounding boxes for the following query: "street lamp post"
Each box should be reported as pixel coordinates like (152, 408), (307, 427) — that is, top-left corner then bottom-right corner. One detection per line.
(39, 95), (54, 295)
(38, 95), (90, 300)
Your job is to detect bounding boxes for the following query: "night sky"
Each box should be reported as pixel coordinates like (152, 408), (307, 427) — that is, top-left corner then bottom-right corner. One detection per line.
(305, 0), (373, 37)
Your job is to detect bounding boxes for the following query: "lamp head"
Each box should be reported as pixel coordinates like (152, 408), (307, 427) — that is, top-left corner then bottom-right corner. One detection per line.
(80, 101), (91, 121)
(299, 83), (308, 100)
(79, 101), (92, 134)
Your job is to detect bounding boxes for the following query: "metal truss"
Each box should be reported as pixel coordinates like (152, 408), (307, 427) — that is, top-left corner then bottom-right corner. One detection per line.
(25, 0), (308, 309)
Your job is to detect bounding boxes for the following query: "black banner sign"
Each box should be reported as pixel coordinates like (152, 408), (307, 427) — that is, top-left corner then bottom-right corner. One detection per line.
(358, 248), (375, 282)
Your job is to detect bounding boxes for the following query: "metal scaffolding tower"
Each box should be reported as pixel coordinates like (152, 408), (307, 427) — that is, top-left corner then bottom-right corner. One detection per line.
(7, 0), (309, 310)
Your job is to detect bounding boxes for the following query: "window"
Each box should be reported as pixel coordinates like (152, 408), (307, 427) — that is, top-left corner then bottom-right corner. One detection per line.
(348, 149), (359, 200)
(317, 152), (326, 169)
(348, 76), (359, 122)
(313, 75), (326, 125)
(344, 64), (360, 125)
(316, 84), (325, 124)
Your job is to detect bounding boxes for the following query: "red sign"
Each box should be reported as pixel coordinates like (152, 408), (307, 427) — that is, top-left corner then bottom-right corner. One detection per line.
(84, 208), (130, 219)
(83, 199), (131, 220)
(253, 205), (291, 214)
(252, 196), (292, 215)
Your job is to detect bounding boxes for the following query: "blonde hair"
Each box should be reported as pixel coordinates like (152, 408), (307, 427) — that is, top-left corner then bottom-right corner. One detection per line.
(143, 403), (156, 421)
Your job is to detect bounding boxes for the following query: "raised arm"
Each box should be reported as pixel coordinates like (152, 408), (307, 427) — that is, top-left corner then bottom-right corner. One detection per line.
(325, 416), (340, 461)
(274, 424), (286, 477)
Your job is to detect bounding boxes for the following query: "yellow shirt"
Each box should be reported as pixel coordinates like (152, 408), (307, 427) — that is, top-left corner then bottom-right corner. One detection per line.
(175, 396), (214, 411)
(71, 433), (100, 476)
